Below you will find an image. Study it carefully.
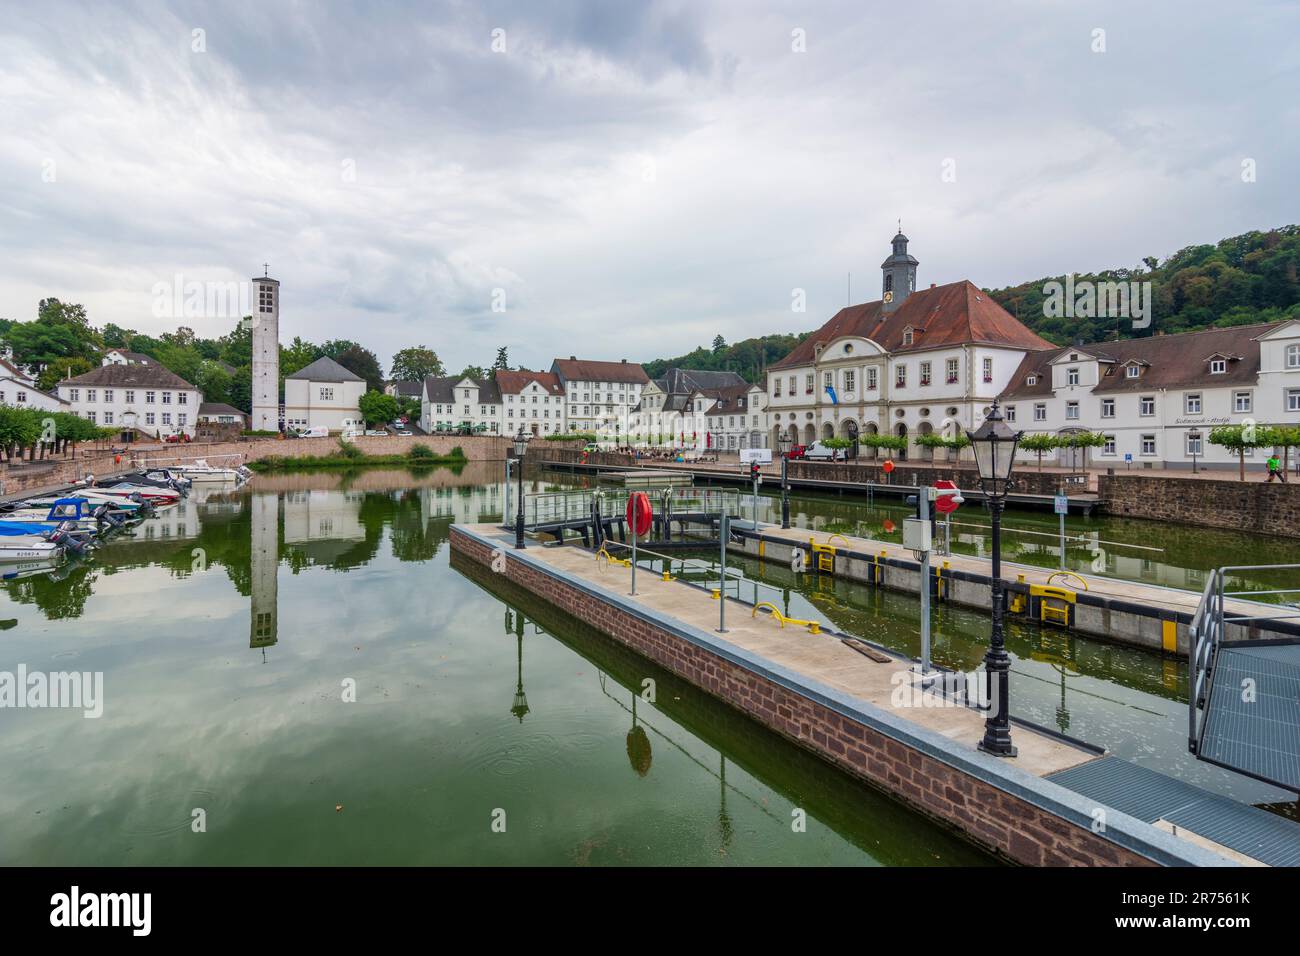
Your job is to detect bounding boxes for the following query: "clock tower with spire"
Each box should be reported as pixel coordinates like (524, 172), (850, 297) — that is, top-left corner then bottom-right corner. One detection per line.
(880, 227), (918, 313)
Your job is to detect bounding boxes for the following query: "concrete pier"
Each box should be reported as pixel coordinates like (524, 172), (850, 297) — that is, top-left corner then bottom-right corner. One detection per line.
(731, 523), (1299, 654)
(450, 522), (1252, 866)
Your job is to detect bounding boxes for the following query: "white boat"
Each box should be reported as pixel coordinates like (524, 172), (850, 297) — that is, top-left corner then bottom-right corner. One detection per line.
(174, 459), (243, 483)
(0, 540), (64, 563)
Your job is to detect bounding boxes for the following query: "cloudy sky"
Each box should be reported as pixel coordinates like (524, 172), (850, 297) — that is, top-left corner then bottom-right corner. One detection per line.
(2, 0), (1297, 375)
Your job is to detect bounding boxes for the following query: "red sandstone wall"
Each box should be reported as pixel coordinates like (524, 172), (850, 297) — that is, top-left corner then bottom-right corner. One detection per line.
(450, 526), (1153, 868)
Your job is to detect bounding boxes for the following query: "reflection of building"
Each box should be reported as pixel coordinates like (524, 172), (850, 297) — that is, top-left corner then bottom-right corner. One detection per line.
(249, 491), (279, 651)
(419, 484), (503, 524)
(282, 489), (365, 563)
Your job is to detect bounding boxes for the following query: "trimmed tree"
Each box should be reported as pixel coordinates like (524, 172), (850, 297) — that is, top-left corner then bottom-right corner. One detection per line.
(1018, 432), (1060, 472)
(1209, 423), (1271, 481)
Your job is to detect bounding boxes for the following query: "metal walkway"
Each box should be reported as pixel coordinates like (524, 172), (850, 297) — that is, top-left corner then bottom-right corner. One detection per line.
(1189, 564), (1300, 794)
(1047, 756), (1300, 867)
(1199, 645), (1300, 792)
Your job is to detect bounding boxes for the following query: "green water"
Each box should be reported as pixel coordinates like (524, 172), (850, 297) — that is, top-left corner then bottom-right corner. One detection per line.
(547, 471), (1300, 600)
(0, 466), (993, 866)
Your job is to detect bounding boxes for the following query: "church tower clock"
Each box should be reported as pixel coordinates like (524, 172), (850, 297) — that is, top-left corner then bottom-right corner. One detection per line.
(880, 228), (918, 313)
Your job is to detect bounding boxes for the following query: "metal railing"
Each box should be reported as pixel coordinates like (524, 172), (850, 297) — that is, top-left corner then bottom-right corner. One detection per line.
(520, 486), (742, 530)
(1188, 563), (1300, 755)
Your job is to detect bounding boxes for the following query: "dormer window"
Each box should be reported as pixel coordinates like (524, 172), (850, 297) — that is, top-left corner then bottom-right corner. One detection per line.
(902, 328), (913, 346)
(1209, 358), (1226, 374)
(1027, 374), (1038, 386)
(1125, 365), (1140, 379)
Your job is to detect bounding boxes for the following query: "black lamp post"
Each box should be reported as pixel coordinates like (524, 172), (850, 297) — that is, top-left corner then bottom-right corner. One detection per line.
(1189, 430), (1201, 474)
(965, 400), (1021, 758)
(778, 430), (792, 529)
(513, 427), (528, 549)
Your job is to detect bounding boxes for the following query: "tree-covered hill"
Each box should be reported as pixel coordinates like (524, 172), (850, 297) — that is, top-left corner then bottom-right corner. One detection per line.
(983, 225), (1300, 345)
(642, 332), (810, 384)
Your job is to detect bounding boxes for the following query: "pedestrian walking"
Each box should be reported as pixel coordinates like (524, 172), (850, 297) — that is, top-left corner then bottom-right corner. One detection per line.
(1266, 453), (1287, 482)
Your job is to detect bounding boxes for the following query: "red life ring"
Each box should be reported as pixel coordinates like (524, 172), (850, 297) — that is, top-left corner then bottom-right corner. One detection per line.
(625, 491), (653, 537)
(882, 459), (896, 474)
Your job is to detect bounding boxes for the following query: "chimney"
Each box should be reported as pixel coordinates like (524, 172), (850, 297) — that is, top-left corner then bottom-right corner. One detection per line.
(621, 358), (627, 363)
(930, 283), (936, 288)
(569, 355), (576, 361)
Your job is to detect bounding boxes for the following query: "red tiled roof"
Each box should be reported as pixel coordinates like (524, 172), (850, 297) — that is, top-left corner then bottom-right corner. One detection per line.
(550, 357), (650, 385)
(495, 369), (565, 396)
(771, 280), (1053, 370)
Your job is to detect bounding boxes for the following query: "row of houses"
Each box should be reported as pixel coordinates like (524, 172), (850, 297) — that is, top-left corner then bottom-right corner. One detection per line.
(410, 231), (1300, 469)
(0, 346), (375, 441)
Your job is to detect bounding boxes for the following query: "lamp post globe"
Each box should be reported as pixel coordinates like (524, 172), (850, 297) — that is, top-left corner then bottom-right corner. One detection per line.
(964, 400), (1021, 757)
(777, 430), (793, 529)
(513, 427), (528, 549)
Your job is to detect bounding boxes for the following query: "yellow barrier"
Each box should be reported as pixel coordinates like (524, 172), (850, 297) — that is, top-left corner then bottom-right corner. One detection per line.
(935, 561), (950, 600)
(1030, 583), (1076, 627)
(753, 601), (822, 634)
(1047, 570), (1089, 592)
(596, 547), (631, 569)
(809, 537), (837, 573)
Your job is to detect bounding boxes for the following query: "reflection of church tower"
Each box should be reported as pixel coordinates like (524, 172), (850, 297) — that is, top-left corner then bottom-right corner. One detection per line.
(250, 491), (279, 653)
(251, 270), (281, 432)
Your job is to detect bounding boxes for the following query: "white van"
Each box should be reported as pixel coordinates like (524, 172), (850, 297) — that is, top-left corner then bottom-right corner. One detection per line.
(298, 426), (330, 439)
(802, 441), (837, 460)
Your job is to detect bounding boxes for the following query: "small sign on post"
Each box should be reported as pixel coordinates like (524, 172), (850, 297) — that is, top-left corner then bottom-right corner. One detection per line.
(1054, 493), (1068, 570)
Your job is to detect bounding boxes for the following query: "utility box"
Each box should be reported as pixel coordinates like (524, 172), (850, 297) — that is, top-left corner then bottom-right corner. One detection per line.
(903, 517), (931, 553)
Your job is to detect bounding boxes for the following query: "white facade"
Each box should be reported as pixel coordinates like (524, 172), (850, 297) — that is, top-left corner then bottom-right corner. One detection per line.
(56, 374), (203, 437)
(251, 275), (280, 432)
(283, 379), (365, 432)
(422, 376), (502, 434)
(0, 360), (66, 412)
(1001, 321), (1300, 470)
(767, 338), (1026, 458)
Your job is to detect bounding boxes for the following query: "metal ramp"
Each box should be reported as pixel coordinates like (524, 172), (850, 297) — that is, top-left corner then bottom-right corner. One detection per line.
(1198, 646), (1300, 792)
(1047, 756), (1300, 867)
(1189, 564), (1300, 794)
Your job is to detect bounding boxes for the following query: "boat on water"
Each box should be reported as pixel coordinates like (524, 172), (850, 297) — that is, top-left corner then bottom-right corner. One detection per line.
(24, 490), (153, 515)
(0, 521), (82, 563)
(0, 498), (128, 532)
(172, 459), (248, 483)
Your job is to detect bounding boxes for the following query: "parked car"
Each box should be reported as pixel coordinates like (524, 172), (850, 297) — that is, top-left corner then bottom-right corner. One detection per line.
(365, 429), (387, 437)
(394, 428), (412, 437)
(582, 442), (600, 453)
(163, 432), (191, 444)
(786, 443), (807, 460)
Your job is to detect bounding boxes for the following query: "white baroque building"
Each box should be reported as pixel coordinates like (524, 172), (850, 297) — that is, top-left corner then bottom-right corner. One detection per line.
(549, 357), (650, 435)
(766, 231), (1053, 457)
(999, 320), (1300, 470)
(57, 363), (203, 438)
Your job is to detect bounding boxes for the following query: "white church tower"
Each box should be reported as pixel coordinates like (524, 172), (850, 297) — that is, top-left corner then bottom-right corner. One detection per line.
(251, 270), (281, 431)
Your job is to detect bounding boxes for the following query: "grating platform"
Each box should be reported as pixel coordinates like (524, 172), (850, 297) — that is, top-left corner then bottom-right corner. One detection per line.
(1199, 645), (1300, 793)
(1048, 756), (1300, 867)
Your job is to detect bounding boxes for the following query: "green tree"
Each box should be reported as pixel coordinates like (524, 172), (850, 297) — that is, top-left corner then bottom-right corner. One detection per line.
(334, 344), (384, 391)
(390, 346), (445, 381)
(492, 346), (510, 371)
(460, 365), (488, 382)
(37, 356), (93, 391)
(358, 391), (399, 427)
(1209, 424), (1275, 482)
(1018, 433), (1060, 472)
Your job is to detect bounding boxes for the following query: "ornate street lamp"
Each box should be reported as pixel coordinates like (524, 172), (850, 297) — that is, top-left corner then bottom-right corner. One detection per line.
(777, 430), (793, 529)
(513, 427), (528, 549)
(965, 400), (1021, 757)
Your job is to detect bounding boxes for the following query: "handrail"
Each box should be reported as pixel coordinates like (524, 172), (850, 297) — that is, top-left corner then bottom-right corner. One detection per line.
(1189, 567), (1225, 754)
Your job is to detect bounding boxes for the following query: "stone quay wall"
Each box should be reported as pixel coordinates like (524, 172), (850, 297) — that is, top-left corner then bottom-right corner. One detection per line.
(1098, 472), (1300, 539)
(449, 524), (1225, 866)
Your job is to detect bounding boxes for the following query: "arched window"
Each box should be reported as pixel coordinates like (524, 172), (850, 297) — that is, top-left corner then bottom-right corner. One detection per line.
(884, 274), (894, 293)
